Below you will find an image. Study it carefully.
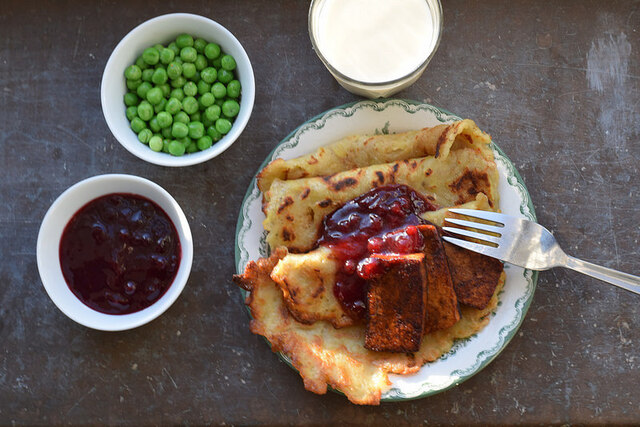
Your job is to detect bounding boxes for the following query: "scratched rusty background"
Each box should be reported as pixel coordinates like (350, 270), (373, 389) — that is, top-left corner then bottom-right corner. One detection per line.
(1, 0), (639, 424)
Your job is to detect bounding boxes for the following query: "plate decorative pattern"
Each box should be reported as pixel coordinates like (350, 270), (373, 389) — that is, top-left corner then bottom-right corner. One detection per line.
(235, 99), (537, 401)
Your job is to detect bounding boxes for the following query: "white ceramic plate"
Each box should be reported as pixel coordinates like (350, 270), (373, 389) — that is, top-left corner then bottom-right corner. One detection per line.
(235, 99), (537, 400)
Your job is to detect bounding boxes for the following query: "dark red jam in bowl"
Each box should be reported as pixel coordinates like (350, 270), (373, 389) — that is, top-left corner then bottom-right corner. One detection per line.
(59, 193), (181, 315)
(316, 184), (437, 320)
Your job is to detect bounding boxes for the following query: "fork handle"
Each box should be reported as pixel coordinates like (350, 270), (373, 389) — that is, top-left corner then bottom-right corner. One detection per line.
(565, 256), (640, 295)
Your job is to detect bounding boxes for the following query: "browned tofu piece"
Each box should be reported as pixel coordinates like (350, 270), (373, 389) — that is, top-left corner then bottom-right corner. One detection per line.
(443, 241), (503, 309)
(417, 225), (460, 332)
(364, 253), (427, 353)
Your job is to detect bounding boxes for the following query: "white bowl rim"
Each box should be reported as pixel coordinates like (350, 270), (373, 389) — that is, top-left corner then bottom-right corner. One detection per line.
(101, 13), (255, 167)
(36, 174), (194, 331)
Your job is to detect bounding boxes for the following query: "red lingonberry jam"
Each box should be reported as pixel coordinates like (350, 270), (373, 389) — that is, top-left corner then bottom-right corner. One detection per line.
(59, 193), (181, 315)
(316, 184), (436, 320)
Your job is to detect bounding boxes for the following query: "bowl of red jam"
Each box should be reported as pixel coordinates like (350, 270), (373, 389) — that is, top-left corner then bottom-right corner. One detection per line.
(37, 174), (193, 331)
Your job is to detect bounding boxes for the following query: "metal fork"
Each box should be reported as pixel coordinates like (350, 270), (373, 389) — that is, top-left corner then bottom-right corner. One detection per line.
(442, 209), (640, 295)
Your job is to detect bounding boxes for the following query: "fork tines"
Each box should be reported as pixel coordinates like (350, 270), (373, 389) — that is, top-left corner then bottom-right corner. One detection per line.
(442, 209), (505, 251)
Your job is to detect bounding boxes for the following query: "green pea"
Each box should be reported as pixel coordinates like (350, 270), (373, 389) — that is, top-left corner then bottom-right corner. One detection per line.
(195, 54), (207, 71)
(217, 69), (234, 84)
(137, 101), (153, 121)
(149, 116), (161, 132)
(168, 140), (186, 156)
(161, 127), (172, 139)
(186, 140), (198, 153)
(157, 111), (173, 128)
(204, 43), (221, 60)
(172, 122), (189, 138)
(182, 96), (199, 114)
(211, 57), (222, 69)
(142, 68), (154, 82)
(197, 135), (213, 150)
(153, 44), (164, 52)
(170, 88), (184, 101)
(197, 80), (211, 95)
(190, 112), (201, 122)
(146, 87), (163, 105)
(130, 117), (146, 133)
(160, 48), (175, 64)
(202, 115), (213, 128)
(138, 128), (153, 143)
(135, 56), (149, 70)
(125, 64), (142, 80)
(136, 81), (152, 98)
(211, 82), (226, 99)
(159, 83), (171, 97)
(180, 46), (197, 63)
(226, 80), (241, 98)
(199, 92), (215, 109)
(168, 42), (180, 55)
(207, 125), (222, 141)
(124, 92), (139, 107)
(201, 67), (217, 84)
(162, 139), (171, 153)
(214, 98), (225, 107)
(204, 105), (221, 122)
(194, 38), (207, 53)
(142, 47), (160, 65)
(174, 111), (190, 124)
(153, 98), (167, 114)
(152, 68), (168, 85)
(149, 135), (163, 152)
(165, 97), (182, 115)
(188, 121), (205, 139)
(170, 76), (186, 88)
(215, 118), (232, 134)
(178, 137), (191, 146)
(183, 81), (198, 97)
(222, 99), (240, 118)
(173, 57), (183, 65)
(167, 62), (183, 80)
(176, 34), (194, 49)
(126, 106), (138, 121)
(126, 79), (142, 91)
(221, 55), (237, 71)
(182, 62), (197, 79)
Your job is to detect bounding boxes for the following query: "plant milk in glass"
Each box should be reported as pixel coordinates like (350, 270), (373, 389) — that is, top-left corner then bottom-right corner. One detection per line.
(309, 0), (442, 98)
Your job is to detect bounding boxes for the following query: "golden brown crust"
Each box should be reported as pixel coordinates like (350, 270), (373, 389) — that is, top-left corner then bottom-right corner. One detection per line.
(232, 247), (288, 292)
(233, 255), (505, 405)
(417, 225), (461, 332)
(443, 242), (504, 309)
(262, 120), (499, 253)
(269, 247), (355, 328)
(364, 254), (427, 353)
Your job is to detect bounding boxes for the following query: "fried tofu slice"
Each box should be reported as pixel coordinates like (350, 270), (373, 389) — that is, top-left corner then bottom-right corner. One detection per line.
(443, 242), (503, 309)
(417, 225), (461, 333)
(364, 253), (427, 353)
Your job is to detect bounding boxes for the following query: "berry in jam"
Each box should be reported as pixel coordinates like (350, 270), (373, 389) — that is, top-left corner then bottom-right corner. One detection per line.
(316, 184), (436, 320)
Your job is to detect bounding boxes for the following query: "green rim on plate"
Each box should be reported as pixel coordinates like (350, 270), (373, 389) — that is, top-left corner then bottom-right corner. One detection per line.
(234, 99), (537, 402)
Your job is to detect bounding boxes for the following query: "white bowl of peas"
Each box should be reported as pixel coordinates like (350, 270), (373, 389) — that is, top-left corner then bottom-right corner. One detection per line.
(101, 13), (255, 166)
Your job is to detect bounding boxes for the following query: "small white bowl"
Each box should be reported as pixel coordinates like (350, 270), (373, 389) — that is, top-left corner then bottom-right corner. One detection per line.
(36, 174), (193, 331)
(101, 13), (255, 166)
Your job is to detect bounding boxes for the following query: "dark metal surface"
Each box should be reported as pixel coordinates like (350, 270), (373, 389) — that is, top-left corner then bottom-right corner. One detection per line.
(1, 0), (639, 424)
